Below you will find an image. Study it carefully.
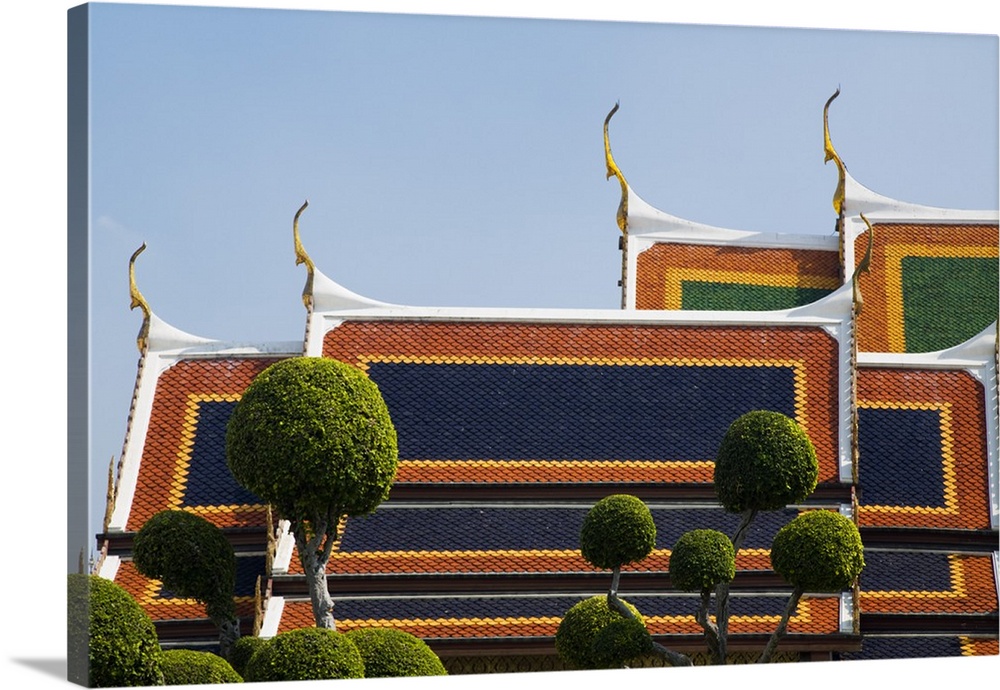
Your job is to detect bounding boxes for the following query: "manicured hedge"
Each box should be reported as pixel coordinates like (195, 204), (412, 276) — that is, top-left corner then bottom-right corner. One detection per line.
(242, 627), (364, 682)
(669, 529), (736, 592)
(555, 595), (644, 670)
(589, 617), (653, 669)
(226, 357), (398, 520)
(160, 649), (242, 684)
(132, 510), (236, 623)
(345, 627), (447, 678)
(770, 510), (865, 591)
(714, 410), (818, 513)
(228, 635), (267, 678)
(67, 574), (164, 687)
(580, 494), (656, 570)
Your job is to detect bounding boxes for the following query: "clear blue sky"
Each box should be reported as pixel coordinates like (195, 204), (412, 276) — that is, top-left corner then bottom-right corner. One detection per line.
(3, 2), (998, 688)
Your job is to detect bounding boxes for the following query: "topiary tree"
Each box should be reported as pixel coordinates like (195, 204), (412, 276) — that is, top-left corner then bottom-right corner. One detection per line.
(709, 410), (819, 662)
(714, 410), (818, 516)
(759, 509), (865, 662)
(67, 573), (164, 687)
(589, 617), (654, 670)
(160, 649), (242, 684)
(242, 627), (364, 682)
(554, 411), (862, 667)
(559, 496), (691, 668)
(132, 510), (241, 658)
(555, 595), (646, 670)
(580, 494), (657, 571)
(669, 529), (736, 662)
(228, 635), (267, 679)
(345, 627), (448, 678)
(226, 357), (398, 629)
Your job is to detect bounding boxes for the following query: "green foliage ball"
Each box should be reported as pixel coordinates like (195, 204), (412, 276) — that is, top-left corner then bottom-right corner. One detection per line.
(668, 529), (736, 592)
(555, 595), (644, 670)
(345, 627), (447, 678)
(133, 510), (236, 622)
(714, 410), (818, 513)
(228, 635), (267, 678)
(67, 574), (164, 688)
(242, 628), (364, 682)
(589, 617), (654, 669)
(226, 357), (398, 521)
(580, 494), (656, 570)
(770, 510), (865, 591)
(161, 649), (242, 684)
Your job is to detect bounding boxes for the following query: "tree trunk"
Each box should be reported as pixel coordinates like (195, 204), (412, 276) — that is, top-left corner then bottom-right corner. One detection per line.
(715, 508), (757, 665)
(694, 589), (722, 664)
(217, 617), (241, 661)
(757, 586), (803, 663)
(292, 515), (340, 630)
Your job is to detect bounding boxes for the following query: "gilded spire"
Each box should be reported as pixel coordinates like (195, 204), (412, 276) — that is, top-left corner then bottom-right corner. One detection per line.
(604, 103), (629, 233)
(823, 87), (846, 216)
(852, 214), (874, 313)
(293, 200), (315, 309)
(128, 243), (151, 353)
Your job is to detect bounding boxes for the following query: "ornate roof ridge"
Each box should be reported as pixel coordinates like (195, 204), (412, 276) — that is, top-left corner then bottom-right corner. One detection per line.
(843, 170), (1000, 223)
(625, 187), (839, 250)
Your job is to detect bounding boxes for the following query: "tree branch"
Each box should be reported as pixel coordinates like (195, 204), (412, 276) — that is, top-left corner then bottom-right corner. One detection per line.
(606, 568), (693, 667)
(757, 586), (804, 663)
(694, 588), (722, 663)
(715, 508), (758, 664)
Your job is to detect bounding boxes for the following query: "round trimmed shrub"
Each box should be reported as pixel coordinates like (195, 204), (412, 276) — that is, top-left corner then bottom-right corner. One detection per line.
(589, 617), (653, 669)
(714, 410), (818, 513)
(161, 649), (242, 684)
(133, 510), (236, 623)
(226, 357), (398, 521)
(67, 573), (164, 688)
(228, 635), (267, 678)
(555, 595), (644, 670)
(669, 529), (736, 592)
(243, 627), (364, 682)
(770, 510), (865, 591)
(580, 494), (656, 570)
(345, 627), (447, 678)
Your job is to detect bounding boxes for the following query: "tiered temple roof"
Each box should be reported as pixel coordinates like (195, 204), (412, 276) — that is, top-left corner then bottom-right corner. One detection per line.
(95, 96), (998, 671)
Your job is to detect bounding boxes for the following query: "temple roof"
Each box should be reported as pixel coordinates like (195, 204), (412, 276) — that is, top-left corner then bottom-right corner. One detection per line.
(95, 98), (998, 667)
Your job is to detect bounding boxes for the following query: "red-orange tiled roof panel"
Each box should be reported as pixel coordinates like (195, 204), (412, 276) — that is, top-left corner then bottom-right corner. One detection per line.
(323, 321), (841, 486)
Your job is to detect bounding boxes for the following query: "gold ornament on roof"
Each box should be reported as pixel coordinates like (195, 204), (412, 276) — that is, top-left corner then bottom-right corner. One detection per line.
(128, 243), (151, 353)
(852, 214), (874, 313)
(293, 200), (315, 309)
(604, 103), (629, 233)
(824, 87), (846, 216)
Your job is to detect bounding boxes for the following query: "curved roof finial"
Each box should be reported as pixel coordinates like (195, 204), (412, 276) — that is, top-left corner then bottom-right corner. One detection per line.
(128, 243), (151, 353)
(824, 87), (847, 216)
(293, 200), (315, 309)
(604, 102), (629, 233)
(851, 213), (874, 313)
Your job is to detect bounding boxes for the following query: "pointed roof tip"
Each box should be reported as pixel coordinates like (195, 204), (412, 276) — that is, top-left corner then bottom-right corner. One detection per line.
(126, 242), (228, 353)
(842, 170), (999, 221)
(310, 267), (398, 312)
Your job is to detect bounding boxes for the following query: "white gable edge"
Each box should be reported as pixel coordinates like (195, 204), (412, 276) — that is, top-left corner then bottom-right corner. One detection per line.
(106, 320), (303, 534)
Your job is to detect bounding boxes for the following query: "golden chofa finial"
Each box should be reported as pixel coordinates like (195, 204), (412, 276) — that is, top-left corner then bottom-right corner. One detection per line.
(852, 213), (874, 314)
(604, 102), (629, 233)
(293, 200), (315, 310)
(128, 243), (151, 353)
(824, 87), (846, 217)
